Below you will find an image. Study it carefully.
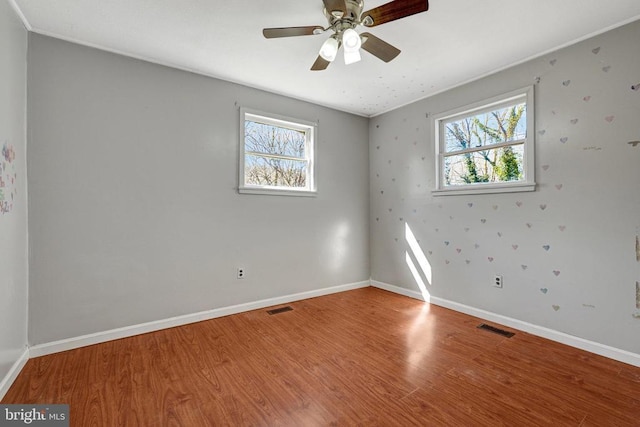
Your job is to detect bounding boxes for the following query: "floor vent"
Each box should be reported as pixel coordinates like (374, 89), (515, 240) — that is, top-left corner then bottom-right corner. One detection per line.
(267, 306), (293, 315)
(477, 323), (515, 338)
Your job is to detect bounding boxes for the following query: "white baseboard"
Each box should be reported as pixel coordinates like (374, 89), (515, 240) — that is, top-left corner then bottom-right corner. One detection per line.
(0, 347), (29, 401)
(372, 280), (428, 301)
(371, 280), (640, 368)
(29, 280), (370, 358)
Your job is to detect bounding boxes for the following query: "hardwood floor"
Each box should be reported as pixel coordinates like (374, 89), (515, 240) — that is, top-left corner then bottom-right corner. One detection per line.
(4, 287), (640, 426)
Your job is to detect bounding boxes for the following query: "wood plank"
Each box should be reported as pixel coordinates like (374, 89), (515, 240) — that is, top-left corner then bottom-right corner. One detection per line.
(3, 287), (640, 425)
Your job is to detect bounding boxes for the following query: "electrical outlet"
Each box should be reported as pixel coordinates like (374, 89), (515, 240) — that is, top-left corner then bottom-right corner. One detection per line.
(237, 268), (245, 279)
(494, 275), (503, 288)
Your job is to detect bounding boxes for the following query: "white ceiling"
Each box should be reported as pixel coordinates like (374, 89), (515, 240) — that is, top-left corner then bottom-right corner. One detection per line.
(11, 0), (640, 117)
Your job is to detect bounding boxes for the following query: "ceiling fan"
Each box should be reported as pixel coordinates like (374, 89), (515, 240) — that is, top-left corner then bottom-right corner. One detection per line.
(263, 0), (429, 71)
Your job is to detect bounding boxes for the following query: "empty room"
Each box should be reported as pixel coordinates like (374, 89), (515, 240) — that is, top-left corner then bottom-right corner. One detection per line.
(1, 0), (640, 425)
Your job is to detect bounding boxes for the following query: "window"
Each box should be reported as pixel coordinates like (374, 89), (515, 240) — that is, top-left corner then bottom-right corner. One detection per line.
(433, 86), (535, 195)
(239, 108), (317, 196)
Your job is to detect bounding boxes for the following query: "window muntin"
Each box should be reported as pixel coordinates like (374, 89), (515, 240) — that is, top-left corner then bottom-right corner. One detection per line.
(434, 87), (535, 195)
(239, 109), (316, 196)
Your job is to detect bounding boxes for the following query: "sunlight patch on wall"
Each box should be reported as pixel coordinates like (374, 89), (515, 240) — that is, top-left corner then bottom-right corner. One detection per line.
(326, 221), (350, 273)
(406, 253), (430, 302)
(405, 223), (432, 284)
(405, 223), (432, 301)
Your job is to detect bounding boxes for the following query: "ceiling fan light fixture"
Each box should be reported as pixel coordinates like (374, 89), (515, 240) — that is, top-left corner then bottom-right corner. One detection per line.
(344, 49), (362, 65)
(342, 28), (362, 64)
(319, 36), (339, 62)
(342, 28), (361, 52)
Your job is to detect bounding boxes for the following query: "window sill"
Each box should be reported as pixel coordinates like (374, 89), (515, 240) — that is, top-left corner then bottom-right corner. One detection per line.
(432, 182), (536, 196)
(238, 187), (318, 197)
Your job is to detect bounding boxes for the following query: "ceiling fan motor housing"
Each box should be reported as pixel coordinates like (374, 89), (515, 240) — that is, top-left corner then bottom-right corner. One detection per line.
(324, 0), (364, 33)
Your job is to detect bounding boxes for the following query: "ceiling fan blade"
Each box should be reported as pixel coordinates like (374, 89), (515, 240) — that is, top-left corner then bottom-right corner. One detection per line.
(311, 56), (331, 71)
(361, 0), (428, 27)
(360, 32), (401, 62)
(263, 26), (325, 38)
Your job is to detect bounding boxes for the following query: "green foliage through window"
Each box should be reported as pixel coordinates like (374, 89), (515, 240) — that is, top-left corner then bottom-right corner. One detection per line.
(442, 101), (526, 186)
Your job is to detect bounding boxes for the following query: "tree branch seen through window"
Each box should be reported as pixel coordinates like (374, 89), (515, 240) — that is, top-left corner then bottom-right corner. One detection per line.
(433, 87), (535, 195)
(239, 110), (316, 195)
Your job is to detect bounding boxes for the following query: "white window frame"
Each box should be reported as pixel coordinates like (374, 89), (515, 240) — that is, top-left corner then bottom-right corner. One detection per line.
(239, 107), (317, 197)
(432, 86), (536, 196)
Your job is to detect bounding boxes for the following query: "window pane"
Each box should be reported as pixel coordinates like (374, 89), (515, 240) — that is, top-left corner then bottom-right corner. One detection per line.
(244, 155), (307, 188)
(444, 102), (526, 153)
(245, 120), (306, 158)
(444, 144), (524, 186)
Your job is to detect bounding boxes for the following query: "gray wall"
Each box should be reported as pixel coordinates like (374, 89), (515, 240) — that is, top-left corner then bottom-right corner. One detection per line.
(0, 0), (28, 383)
(27, 34), (370, 345)
(370, 20), (640, 354)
